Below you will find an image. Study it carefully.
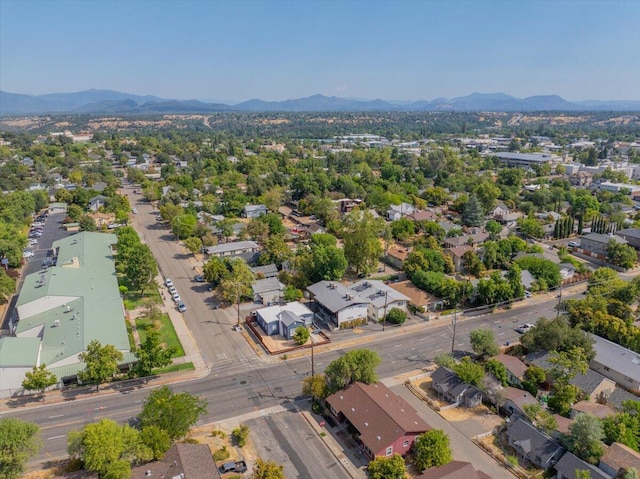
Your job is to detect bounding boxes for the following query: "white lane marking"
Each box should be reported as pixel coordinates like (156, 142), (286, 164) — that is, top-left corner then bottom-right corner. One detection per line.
(48, 414), (64, 419)
(48, 435), (65, 440)
(435, 348), (443, 352)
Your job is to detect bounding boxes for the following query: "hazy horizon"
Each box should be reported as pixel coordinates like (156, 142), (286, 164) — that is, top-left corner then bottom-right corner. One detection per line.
(1, 0), (639, 102)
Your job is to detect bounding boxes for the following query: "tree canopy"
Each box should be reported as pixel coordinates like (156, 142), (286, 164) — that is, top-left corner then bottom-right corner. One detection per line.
(324, 349), (381, 395)
(0, 418), (41, 479)
(139, 386), (207, 440)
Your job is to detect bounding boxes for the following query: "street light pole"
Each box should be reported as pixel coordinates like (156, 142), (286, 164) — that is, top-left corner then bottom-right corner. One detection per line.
(382, 290), (389, 332)
(451, 307), (457, 355)
(311, 341), (315, 376)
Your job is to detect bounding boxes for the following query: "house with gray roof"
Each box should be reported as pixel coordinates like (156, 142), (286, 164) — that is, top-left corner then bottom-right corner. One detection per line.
(555, 451), (612, 479)
(430, 367), (482, 408)
(502, 387), (537, 417)
(251, 264), (279, 279)
(204, 241), (260, 258)
(590, 335), (640, 395)
(252, 277), (283, 305)
(0, 232), (134, 398)
(617, 228), (640, 250)
(350, 280), (409, 320)
(88, 195), (108, 212)
(306, 281), (369, 327)
(578, 233), (627, 263)
(131, 443), (220, 479)
(254, 301), (314, 340)
(387, 202), (414, 221)
(242, 204), (267, 218)
(506, 417), (565, 469)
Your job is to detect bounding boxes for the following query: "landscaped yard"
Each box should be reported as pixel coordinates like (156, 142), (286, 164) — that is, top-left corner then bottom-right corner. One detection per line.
(136, 313), (185, 358)
(119, 276), (162, 310)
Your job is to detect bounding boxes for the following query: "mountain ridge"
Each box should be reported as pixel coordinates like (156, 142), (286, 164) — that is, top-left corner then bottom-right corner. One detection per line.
(1, 89), (639, 115)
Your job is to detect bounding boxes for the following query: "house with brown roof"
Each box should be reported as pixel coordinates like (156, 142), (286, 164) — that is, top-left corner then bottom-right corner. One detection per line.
(599, 442), (640, 477)
(326, 381), (430, 459)
(417, 461), (491, 479)
(493, 354), (528, 386)
(385, 244), (412, 269)
(88, 211), (116, 227)
(389, 280), (444, 312)
(444, 245), (473, 273)
(570, 401), (615, 419)
(407, 209), (438, 222)
(131, 443), (220, 479)
(444, 232), (489, 249)
(502, 386), (538, 417)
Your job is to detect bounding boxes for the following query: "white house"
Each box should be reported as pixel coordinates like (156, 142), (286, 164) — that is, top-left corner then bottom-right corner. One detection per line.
(307, 281), (369, 328)
(350, 280), (409, 320)
(254, 302), (314, 340)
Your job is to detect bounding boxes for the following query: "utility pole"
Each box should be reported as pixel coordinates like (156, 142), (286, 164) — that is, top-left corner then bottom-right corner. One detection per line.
(311, 341), (315, 376)
(382, 290), (389, 331)
(451, 307), (457, 355)
(556, 282), (564, 319)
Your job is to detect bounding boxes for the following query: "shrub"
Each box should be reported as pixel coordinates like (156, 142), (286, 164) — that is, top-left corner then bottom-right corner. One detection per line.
(213, 446), (230, 461)
(232, 424), (250, 447)
(385, 308), (407, 325)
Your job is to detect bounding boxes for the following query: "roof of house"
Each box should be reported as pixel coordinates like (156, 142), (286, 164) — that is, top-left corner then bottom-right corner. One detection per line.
(493, 354), (528, 379)
(408, 210), (437, 222)
(349, 280), (410, 309)
(553, 414), (573, 434)
(445, 245), (473, 259)
(606, 387), (638, 410)
(431, 367), (480, 399)
(592, 334), (640, 383)
(0, 337), (41, 367)
(326, 382), (430, 454)
(502, 386), (538, 412)
(570, 369), (612, 396)
(307, 281), (370, 313)
(251, 264), (279, 277)
(388, 280), (440, 308)
(244, 204), (267, 213)
(617, 228), (640, 240)
(555, 451), (612, 479)
(416, 461), (491, 479)
(12, 232), (130, 371)
(600, 442), (640, 474)
(256, 301), (313, 325)
(252, 277), (283, 295)
(205, 241), (259, 256)
(131, 443), (220, 479)
(571, 401), (616, 419)
(581, 233), (627, 245)
(520, 270), (536, 290)
(444, 233), (489, 247)
(506, 417), (564, 462)
(386, 244), (412, 262)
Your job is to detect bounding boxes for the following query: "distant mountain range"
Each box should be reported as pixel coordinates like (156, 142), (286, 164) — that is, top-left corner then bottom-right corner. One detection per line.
(1, 89), (639, 115)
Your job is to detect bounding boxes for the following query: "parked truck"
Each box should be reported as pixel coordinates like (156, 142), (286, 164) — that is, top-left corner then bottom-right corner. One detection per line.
(219, 460), (247, 474)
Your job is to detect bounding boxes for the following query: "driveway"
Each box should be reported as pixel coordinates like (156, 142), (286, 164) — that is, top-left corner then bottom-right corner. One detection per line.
(390, 385), (515, 479)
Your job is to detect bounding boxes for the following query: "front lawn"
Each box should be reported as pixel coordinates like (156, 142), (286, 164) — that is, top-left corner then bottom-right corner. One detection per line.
(135, 313), (185, 358)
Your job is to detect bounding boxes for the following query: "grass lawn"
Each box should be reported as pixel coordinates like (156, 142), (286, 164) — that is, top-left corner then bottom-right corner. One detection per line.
(153, 362), (194, 374)
(119, 276), (162, 310)
(136, 313), (185, 358)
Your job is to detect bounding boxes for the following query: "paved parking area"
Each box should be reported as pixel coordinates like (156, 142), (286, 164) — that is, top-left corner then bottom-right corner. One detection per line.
(246, 409), (351, 479)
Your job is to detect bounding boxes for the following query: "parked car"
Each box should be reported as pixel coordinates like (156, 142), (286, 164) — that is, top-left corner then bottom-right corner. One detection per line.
(568, 241), (579, 247)
(515, 323), (535, 334)
(177, 302), (187, 312)
(42, 258), (54, 267)
(132, 208), (138, 214)
(168, 286), (177, 295)
(194, 274), (205, 282)
(23, 250), (34, 258)
(524, 291), (532, 298)
(165, 279), (173, 288)
(172, 293), (181, 303)
(219, 461), (247, 474)
(28, 239), (38, 246)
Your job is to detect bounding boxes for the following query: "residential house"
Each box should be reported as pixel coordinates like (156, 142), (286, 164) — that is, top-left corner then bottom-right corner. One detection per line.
(251, 264), (279, 279)
(1, 232), (135, 398)
(130, 443), (220, 479)
(569, 171), (594, 187)
(254, 301), (314, 340)
(444, 232), (489, 249)
(430, 367), (482, 408)
(570, 369), (616, 404)
(407, 209), (438, 222)
(307, 281), (369, 327)
(350, 280), (409, 321)
(88, 195), (108, 212)
(242, 204), (268, 218)
(417, 461), (491, 479)
(389, 280), (444, 312)
(385, 244), (412, 269)
(204, 241), (260, 258)
(502, 387), (538, 417)
(493, 354), (528, 386)
(333, 198), (364, 216)
(554, 451), (612, 479)
(506, 417), (565, 469)
(590, 335), (640, 395)
(520, 270), (536, 291)
(597, 182), (640, 196)
(491, 203), (523, 224)
(326, 381), (430, 459)
(570, 401), (615, 419)
(559, 263), (576, 281)
(252, 277), (284, 305)
(599, 442), (640, 478)
(578, 233), (628, 263)
(88, 212), (116, 228)
(48, 202), (67, 215)
(387, 203), (414, 221)
(617, 228), (640, 250)
(444, 245), (473, 273)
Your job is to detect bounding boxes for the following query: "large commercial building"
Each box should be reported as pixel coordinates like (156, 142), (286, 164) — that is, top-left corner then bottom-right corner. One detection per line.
(0, 232), (135, 398)
(494, 152), (560, 168)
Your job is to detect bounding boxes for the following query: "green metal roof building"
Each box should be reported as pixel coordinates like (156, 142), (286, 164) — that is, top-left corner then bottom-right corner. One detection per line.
(0, 232), (134, 397)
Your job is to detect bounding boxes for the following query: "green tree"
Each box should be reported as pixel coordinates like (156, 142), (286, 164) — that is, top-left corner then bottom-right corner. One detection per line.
(343, 209), (384, 275)
(67, 418), (150, 477)
(523, 403), (558, 435)
(292, 326), (310, 345)
(251, 458), (285, 479)
(123, 243), (157, 293)
(470, 328), (499, 357)
(521, 317), (595, 359)
(232, 424), (250, 448)
(413, 429), (453, 471)
(184, 236), (203, 255)
(0, 418), (41, 479)
(283, 284), (303, 302)
(294, 242), (347, 286)
(21, 364), (57, 400)
(385, 308), (407, 325)
(133, 330), (176, 377)
(79, 214), (97, 232)
(78, 340), (124, 391)
(607, 240), (637, 269)
(390, 217), (416, 241)
(462, 250), (485, 277)
(434, 353), (456, 369)
(462, 194), (484, 227)
(484, 359), (508, 386)
(485, 219), (503, 237)
(259, 235), (292, 268)
(0, 269), (17, 304)
(203, 256), (229, 287)
(139, 386), (207, 440)
(563, 413), (605, 464)
(140, 425), (171, 460)
(217, 258), (254, 326)
(324, 349), (381, 395)
(549, 347), (589, 384)
(302, 374), (327, 399)
(453, 357), (485, 387)
(603, 412), (640, 451)
(575, 470), (592, 479)
(367, 453), (405, 479)
(517, 217), (544, 238)
(548, 384), (580, 416)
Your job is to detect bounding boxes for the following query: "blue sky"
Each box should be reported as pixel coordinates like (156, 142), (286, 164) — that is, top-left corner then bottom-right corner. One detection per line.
(1, 0), (639, 101)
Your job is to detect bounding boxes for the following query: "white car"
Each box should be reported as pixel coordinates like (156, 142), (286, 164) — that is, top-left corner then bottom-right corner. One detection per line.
(165, 279), (173, 288)
(172, 293), (181, 303)
(132, 208), (138, 214)
(516, 323), (535, 334)
(28, 239), (38, 246)
(22, 250), (34, 258)
(568, 241), (579, 247)
(168, 286), (177, 295)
